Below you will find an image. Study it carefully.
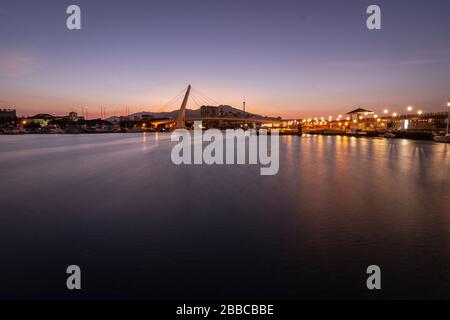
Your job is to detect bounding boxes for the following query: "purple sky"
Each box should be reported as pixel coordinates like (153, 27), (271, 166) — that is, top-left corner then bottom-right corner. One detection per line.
(0, 0), (449, 119)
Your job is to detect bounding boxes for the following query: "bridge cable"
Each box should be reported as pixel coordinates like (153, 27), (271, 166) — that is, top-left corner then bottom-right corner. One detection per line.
(190, 91), (211, 107)
(191, 87), (221, 106)
(156, 86), (189, 112)
(189, 94), (203, 108)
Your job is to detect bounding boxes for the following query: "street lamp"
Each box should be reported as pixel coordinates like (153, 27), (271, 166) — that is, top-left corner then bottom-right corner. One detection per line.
(407, 106), (413, 112)
(383, 109), (389, 114)
(392, 112), (397, 117)
(417, 110), (422, 115)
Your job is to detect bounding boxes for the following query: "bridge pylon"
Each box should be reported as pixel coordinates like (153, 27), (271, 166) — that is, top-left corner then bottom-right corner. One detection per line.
(175, 85), (191, 129)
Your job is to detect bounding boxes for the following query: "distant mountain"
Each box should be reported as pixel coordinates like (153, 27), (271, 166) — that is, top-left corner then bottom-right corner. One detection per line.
(211, 105), (278, 120)
(128, 108), (200, 120)
(109, 105), (279, 122)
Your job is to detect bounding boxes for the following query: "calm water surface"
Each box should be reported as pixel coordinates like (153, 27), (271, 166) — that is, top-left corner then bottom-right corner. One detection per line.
(0, 133), (449, 299)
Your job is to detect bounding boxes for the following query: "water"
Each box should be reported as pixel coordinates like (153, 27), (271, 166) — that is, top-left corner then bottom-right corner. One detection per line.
(0, 133), (449, 299)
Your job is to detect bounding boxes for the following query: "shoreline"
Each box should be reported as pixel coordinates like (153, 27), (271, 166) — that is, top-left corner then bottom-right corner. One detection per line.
(0, 130), (445, 142)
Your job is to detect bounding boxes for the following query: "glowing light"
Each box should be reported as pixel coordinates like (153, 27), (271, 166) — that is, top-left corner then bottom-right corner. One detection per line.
(393, 112), (397, 117)
(377, 118), (381, 122)
(417, 110), (422, 115)
(407, 106), (413, 111)
(374, 114), (378, 118)
(353, 120), (357, 123)
(21, 120), (27, 125)
(383, 109), (388, 114)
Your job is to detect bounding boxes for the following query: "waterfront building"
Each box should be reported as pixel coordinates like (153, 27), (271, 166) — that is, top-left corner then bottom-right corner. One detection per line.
(200, 106), (218, 118)
(346, 108), (374, 121)
(67, 111), (83, 122)
(27, 114), (55, 127)
(0, 108), (17, 123)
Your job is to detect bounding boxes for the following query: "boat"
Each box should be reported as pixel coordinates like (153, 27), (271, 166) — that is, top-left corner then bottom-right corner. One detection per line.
(433, 134), (450, 143)
(347, 129), (367, 136)
(1, 127), (27, 134)
(383, 132), (396, 138)
(433, 100), (450, 143)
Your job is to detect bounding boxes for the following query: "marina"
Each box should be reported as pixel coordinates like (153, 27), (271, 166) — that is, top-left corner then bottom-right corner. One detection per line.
(0, 133), (449, 299)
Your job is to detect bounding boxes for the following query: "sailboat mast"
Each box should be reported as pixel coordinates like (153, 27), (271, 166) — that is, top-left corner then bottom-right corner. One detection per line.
(447, 99), (450, 135)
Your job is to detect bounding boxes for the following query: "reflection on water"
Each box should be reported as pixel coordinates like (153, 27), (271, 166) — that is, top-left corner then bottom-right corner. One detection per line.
(0, 134), (449, 299)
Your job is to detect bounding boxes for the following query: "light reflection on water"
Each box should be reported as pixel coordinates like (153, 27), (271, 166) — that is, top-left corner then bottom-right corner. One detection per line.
(0, 133), (449, 299)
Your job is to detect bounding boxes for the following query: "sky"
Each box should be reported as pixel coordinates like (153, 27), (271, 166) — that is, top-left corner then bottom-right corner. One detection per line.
(0, 0), (449, 119)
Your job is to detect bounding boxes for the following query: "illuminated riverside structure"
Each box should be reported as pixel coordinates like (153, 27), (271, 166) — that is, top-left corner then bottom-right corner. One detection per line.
(1, 86), (448, 140)
(296, 111), (448, 133)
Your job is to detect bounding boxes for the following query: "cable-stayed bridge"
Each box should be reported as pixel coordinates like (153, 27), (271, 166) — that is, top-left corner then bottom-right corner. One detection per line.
(150, 85), (282, 128)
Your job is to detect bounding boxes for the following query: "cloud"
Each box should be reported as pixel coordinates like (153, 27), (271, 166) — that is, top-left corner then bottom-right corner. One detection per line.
(327, 59), (439, 68)
(0, 50), (39, 78)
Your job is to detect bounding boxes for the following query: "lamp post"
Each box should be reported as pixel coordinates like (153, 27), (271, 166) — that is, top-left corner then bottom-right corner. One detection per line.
(407, 106), (413, 119)
(446, 100), (450, 135)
